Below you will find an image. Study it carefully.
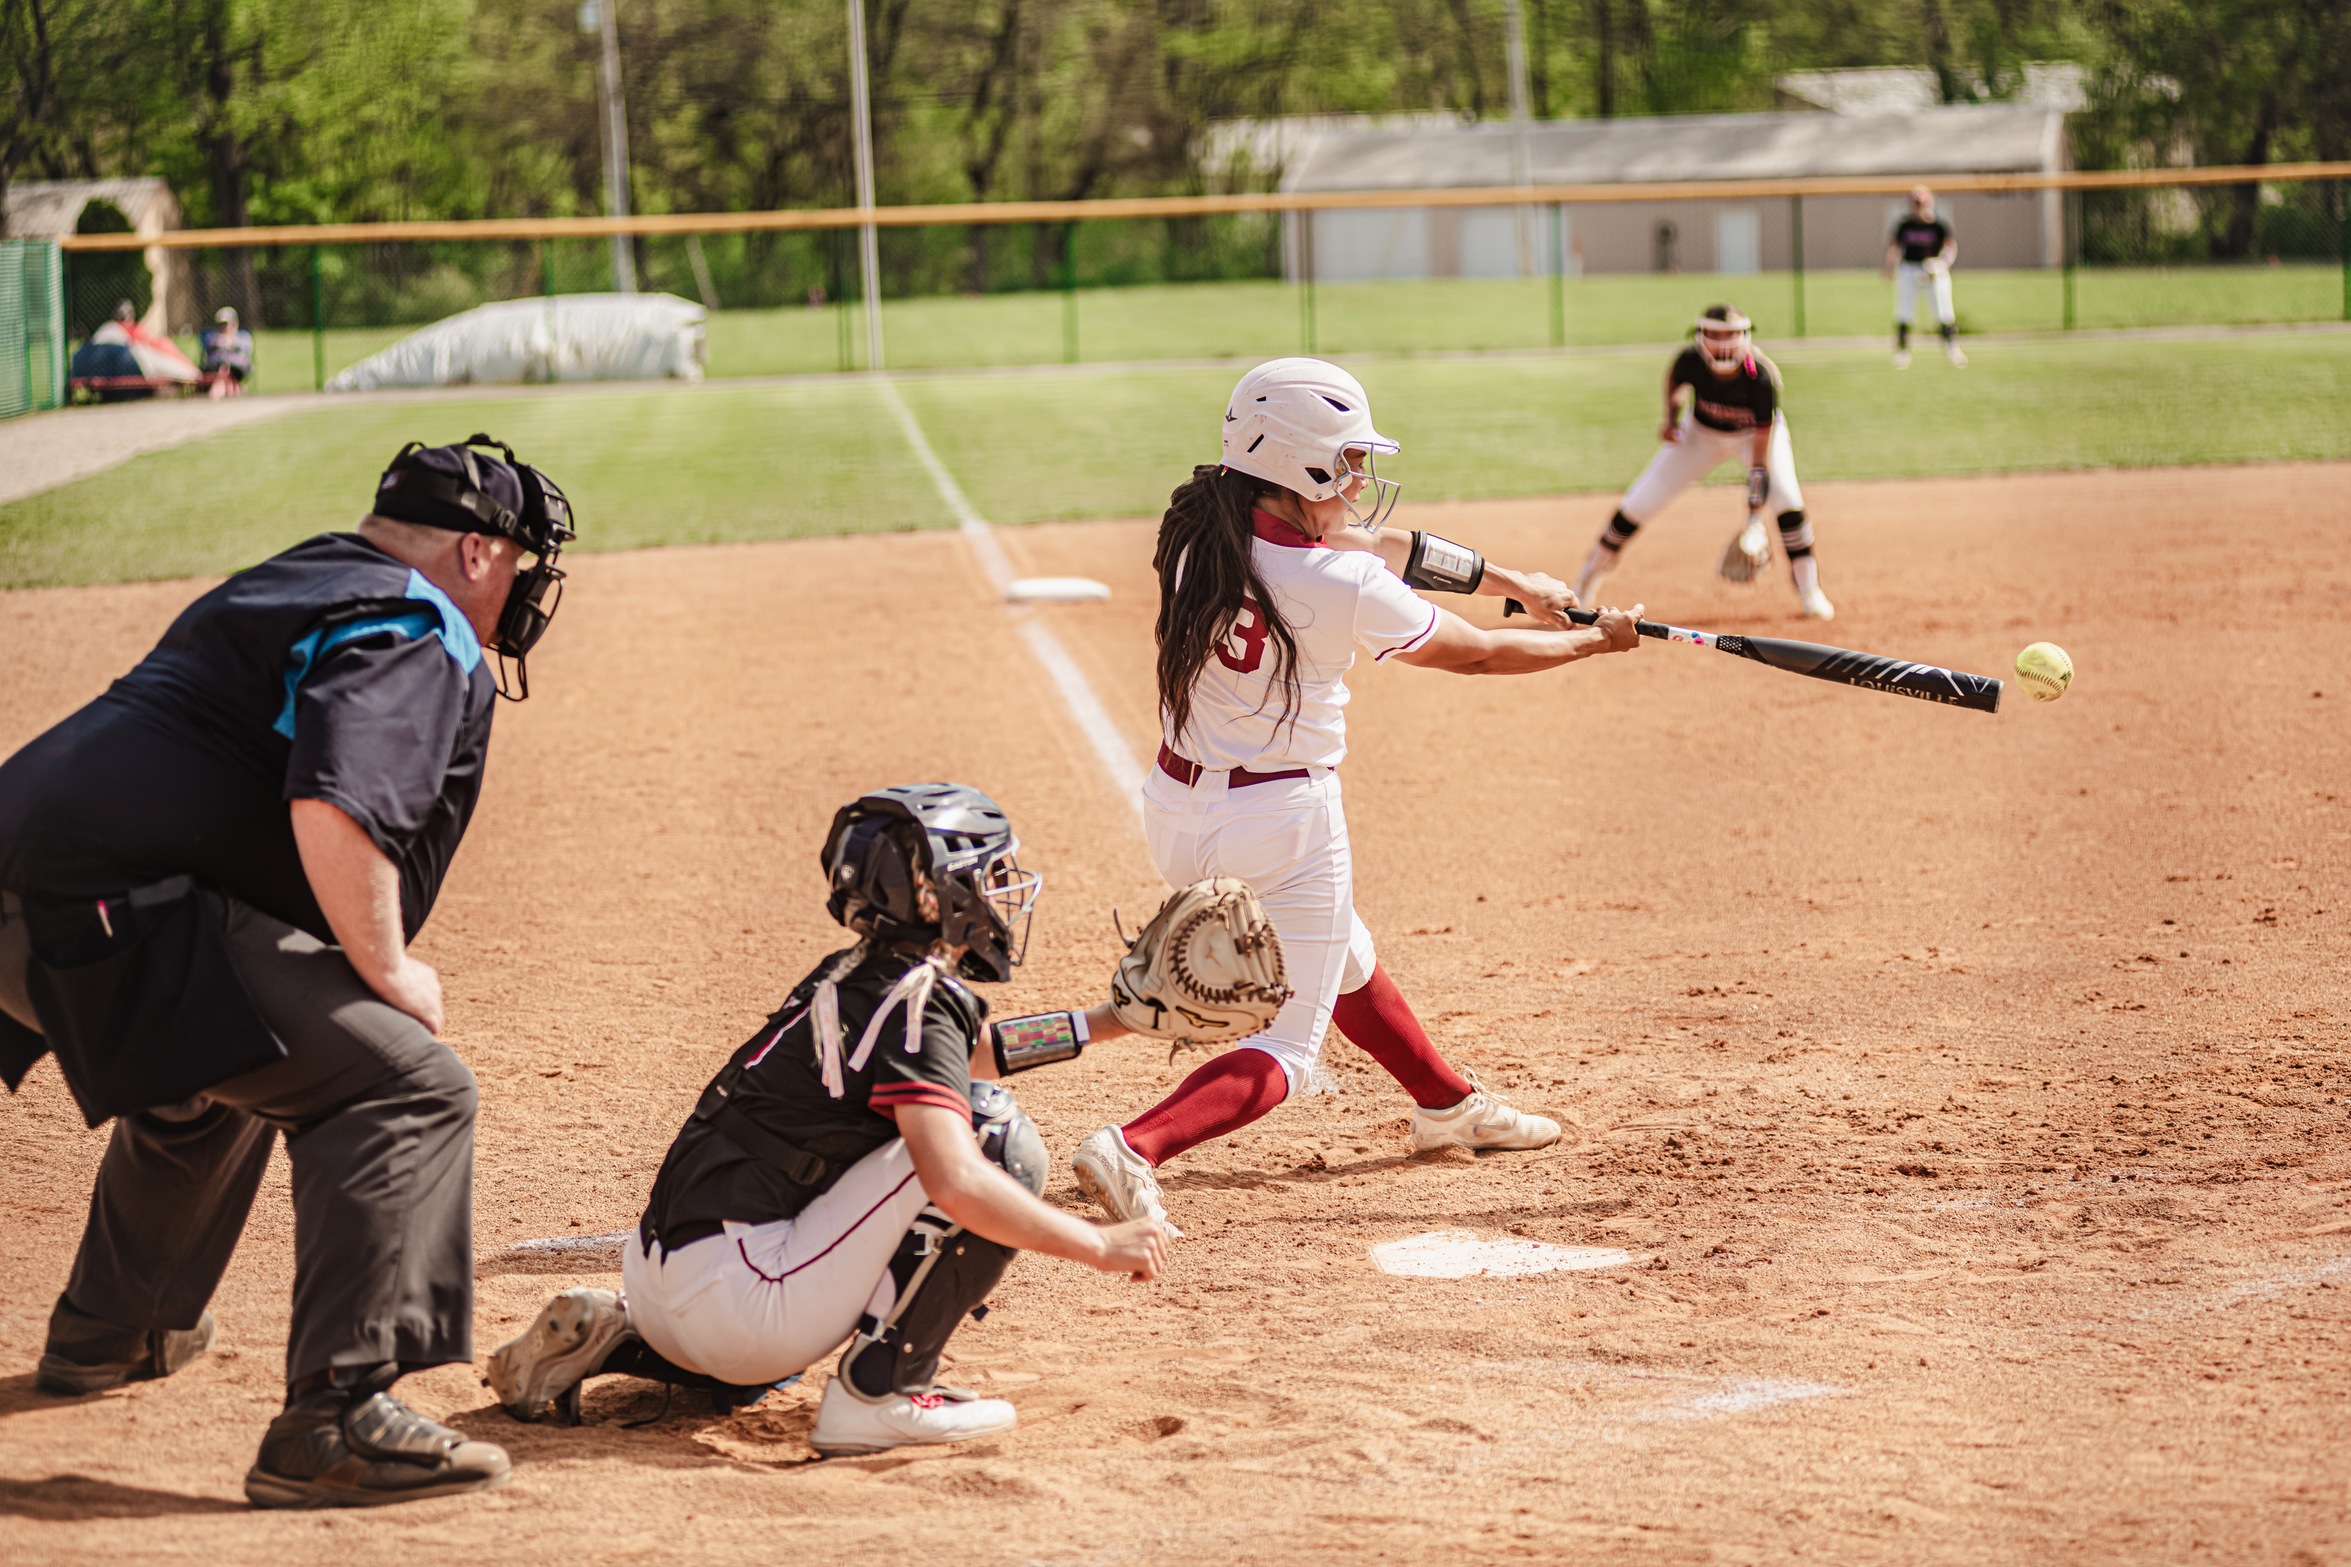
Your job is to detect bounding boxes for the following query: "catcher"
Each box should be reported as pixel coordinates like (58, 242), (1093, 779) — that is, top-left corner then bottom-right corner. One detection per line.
(487, 784), (1272, 1457)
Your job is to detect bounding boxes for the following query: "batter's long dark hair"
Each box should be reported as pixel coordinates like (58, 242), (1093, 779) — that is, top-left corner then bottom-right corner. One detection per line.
(1154, 464), (1304, 748)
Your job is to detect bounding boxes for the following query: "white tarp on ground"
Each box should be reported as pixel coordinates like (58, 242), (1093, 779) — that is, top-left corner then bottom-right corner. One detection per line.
(327, 293), (705, 392)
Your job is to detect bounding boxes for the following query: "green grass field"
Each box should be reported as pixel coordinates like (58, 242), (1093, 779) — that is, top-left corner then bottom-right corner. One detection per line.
(208, 264), (2349, 390)
(11, 331), (2351, 590)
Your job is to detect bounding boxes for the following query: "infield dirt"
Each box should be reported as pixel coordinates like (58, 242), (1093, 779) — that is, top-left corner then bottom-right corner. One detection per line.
(3, 463), (2348, 1564)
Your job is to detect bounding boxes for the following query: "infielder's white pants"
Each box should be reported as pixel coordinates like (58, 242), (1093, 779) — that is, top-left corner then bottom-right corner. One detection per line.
(1620, 413), (1803, 525)
(621, 1139), (933, 1387)
(1140, 766), (1374, 1097)
(1894, 262), (1955, 327)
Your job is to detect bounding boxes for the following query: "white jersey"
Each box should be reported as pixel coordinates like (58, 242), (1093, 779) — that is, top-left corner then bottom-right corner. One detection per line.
(1164, 510), (1437, 772)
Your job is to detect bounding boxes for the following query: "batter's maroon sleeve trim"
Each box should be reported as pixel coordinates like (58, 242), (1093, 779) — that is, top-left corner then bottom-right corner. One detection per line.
(1374, 602), (1441, 661)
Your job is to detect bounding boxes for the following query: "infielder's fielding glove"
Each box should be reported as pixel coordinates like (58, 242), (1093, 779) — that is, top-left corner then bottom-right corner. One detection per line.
(1717, 513), (1771, 583)
(1109, 878), (1290, 1045)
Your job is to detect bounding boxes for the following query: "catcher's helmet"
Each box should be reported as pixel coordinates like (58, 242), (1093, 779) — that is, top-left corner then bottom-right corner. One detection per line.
(1693, 304), (1753, 376)
(1220, 357), (1401, 530)
(823, 783), (1040, 983)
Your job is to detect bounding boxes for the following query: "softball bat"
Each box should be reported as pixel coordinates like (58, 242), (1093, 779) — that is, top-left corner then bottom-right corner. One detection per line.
(1503, 599), (2003, 714)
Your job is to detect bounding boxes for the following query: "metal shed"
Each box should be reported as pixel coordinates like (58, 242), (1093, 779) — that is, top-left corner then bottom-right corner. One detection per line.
(1278, 104), (2069, 281)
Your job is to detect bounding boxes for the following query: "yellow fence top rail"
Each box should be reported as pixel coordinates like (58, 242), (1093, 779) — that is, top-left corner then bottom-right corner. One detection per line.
(58, 161), (2351, 253)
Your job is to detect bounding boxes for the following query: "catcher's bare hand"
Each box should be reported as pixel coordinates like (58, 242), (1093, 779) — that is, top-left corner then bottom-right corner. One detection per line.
(1504, 568), (1579, 628)
(1095, 1218), (1170, 1281)
(1592, 603), (1643, 653)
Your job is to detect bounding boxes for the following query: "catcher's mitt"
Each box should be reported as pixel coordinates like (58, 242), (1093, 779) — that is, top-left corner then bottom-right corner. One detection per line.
(1109, 878), (1291, 1045)
(1717, 513), (1771, 584)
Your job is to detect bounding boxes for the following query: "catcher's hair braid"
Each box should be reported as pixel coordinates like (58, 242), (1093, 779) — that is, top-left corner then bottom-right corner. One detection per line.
(1154, 463), (1304, 746)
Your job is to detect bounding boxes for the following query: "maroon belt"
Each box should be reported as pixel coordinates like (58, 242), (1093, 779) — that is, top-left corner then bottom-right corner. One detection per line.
(1156, 744), (1310, 790)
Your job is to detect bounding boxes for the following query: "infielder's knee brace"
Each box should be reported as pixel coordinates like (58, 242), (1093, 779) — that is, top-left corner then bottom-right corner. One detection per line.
(1601, 510), (1641, 551)
(843, 1213), (1016, 1398)
(1775, 510), (1814, 558)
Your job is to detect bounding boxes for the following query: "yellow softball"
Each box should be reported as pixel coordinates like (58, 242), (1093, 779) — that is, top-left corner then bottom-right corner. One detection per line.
(2015, 642), (2073, 702)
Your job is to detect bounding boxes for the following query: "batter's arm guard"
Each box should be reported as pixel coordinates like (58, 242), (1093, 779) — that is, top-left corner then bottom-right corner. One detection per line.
(1400, 531), (1486, 595)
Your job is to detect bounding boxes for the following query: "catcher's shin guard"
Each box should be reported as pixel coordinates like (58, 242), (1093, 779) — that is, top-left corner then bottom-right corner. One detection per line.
(841, 1211), (1015, 1398)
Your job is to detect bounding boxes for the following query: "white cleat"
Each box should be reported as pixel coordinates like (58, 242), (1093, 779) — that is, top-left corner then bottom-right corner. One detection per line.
(1410, 1070), (1561, 1153)
(1799, 587), (1837, 621)
(1072, 1125), (1182, 1235)
(809, 1376), (1017, 1457)
(1944, 341), (1968, 367)
(487, 1287), (634, 1422)
(1891, 349), (1912, 369)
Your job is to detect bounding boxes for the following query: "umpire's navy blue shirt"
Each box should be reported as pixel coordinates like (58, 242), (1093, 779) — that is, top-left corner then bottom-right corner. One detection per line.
(0, 533), (496, 942)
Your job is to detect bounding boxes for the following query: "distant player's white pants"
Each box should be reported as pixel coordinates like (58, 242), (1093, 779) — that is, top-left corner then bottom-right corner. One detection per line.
(622, 1140), (932, 1386)
(1619, 412), (1803, 524)
(1894, 262), (1955, 327)
(1140, 767), (1375, 1097)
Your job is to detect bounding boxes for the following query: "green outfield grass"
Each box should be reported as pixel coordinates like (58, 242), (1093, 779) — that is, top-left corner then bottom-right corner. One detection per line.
(9, 331), (2351, 589)
(188, 264), (2347, 389)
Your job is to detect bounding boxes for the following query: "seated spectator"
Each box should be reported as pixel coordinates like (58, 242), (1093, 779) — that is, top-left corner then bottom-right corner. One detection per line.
(200, 306), (255, 398)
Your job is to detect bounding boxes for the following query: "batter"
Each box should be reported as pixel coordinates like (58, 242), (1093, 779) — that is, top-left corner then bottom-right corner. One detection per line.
(1886, 185), (1966, 368)
(1070, 357), (1643, 1234)
(1572, 304), (1835, 621)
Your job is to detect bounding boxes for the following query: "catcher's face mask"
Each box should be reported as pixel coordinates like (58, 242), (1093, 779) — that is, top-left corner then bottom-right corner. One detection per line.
(941, 845), (1040, 984)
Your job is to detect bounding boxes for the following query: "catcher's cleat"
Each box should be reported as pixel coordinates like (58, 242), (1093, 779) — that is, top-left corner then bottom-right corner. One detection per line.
(1944, 341), (1968, 368)
(37, 1309), (217, 1396)
(809, 1375), (1016, 1457)
(1799, 586), (1837, 621)
(1410, 1071), (1561, 1153)
(1072, 1125), (1182, 1236)
(245, 1389), (510, 1509)
(1717, 516), (1771, 584)
(487, 1287), (634, 1423)
(1891, 349), (1912, 369)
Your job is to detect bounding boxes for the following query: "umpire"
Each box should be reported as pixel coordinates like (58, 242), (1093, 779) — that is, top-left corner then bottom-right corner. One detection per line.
(0, 434), (573, 1508)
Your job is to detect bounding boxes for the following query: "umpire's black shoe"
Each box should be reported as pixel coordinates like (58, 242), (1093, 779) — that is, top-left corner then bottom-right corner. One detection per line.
(37, 1308), (218, 1396)
(245, 1387), (511, 1509)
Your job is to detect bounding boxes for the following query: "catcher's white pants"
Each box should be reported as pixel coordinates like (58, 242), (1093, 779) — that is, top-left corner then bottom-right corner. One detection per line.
(1894, 261), (1955, 326)
(622, 1139), (931, 1386)
(1140, 766), (1375, 1097)
(1619, 413), (1803, 525)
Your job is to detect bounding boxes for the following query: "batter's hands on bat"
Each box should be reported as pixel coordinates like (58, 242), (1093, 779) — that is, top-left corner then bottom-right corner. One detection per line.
(1498, 567), (1580, 628)
(1094, 1217), (1171, 1281)
(1591, 603), (1644, 653)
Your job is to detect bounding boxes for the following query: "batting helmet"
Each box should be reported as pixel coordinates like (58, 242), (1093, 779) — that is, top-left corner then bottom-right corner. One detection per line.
(822, 783), (1040, 983)
(1219, 357), (1401, 530)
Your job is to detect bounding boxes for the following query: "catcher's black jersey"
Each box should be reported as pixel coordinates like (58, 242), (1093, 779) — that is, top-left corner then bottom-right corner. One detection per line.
(1670, 346), (1781, 433)
(1892, 216), (1952, 264)
(640, 944), (984, 1239)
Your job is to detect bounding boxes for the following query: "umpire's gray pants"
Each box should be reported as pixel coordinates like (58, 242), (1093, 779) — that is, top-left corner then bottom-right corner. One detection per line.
(0, 894), (476, 1383)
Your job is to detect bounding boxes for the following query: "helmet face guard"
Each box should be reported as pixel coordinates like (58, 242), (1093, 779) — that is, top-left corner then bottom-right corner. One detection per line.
(823, 783), (1040, 983)
(1693, 309), (1753, 376)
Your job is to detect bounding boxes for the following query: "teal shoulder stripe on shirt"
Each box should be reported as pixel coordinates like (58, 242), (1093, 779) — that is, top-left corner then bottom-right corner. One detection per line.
(272, 575), (482, 740)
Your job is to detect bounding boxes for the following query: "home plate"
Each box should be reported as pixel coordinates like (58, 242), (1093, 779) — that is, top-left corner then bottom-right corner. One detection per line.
(1006, 576), (1110, 603)
(1370, 1229), (1633, 1279)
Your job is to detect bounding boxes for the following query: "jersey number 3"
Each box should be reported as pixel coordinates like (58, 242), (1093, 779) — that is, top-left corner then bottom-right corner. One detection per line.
(1217, 599), (1268, 675)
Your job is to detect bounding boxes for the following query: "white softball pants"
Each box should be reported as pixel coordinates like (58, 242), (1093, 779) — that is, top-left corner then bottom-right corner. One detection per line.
(621, 1139), (933, 1386)
(1619, 412), (1804, 525)
(1894, 262), (1955, 327)
(1140, 766), (1375, 1097)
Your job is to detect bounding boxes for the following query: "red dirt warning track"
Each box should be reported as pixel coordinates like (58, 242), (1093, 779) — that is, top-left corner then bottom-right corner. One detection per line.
(2, 463), (2348, 1563)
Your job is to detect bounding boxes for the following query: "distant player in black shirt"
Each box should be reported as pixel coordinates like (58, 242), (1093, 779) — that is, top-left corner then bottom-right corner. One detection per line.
(488, 784), (1168, 1457)
(1572, 305), (1835, 620)
(1885, 185), (1966, 368)
(0, 435), (575, 1507)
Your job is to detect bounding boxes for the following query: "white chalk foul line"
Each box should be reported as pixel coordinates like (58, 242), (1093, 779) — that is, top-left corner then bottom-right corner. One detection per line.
(875, 375), (1143, 815)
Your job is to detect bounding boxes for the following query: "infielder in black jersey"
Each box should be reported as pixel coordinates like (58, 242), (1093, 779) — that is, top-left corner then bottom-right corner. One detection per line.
(1885, 185), (1966, 368)
(488, 784), (1168, 1457)
(0, 436), (574, 1507)
(1573, 304), (1834, 620)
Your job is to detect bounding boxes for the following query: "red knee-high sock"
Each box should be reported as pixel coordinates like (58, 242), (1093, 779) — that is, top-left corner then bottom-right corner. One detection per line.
(1120, 1049), (1289, 1167)
(1331, 964), (1475, 1110)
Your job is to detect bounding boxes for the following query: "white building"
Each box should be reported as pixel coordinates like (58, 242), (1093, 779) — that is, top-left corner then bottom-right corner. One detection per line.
(1274, 103), (2069, 281)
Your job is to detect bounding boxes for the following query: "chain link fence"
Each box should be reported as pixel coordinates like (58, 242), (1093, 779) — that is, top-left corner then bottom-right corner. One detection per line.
(39, 173), (2351, 399)
(1, 240), (67, 419)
